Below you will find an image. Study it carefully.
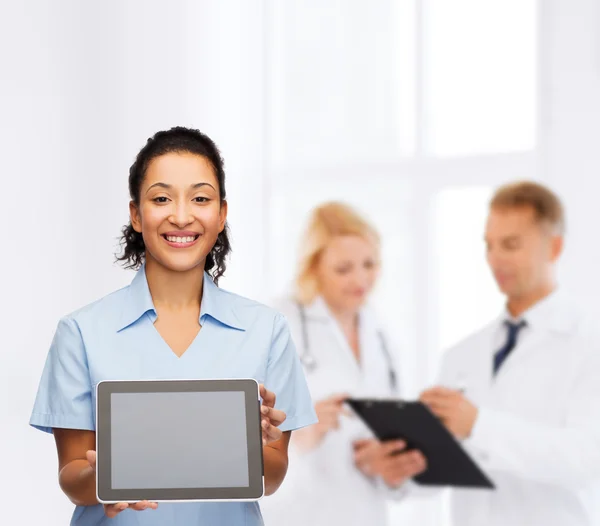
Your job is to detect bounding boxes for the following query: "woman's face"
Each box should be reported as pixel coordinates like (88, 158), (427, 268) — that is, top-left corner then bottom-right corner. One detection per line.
(130, 151), (227, 273)
(315, 235), (379, 313)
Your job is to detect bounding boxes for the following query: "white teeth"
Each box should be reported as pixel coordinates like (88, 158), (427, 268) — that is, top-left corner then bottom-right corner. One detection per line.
(166, 235), (196, 243)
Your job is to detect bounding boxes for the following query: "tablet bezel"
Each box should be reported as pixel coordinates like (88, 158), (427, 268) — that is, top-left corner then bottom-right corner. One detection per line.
(96, 378), (264, 503)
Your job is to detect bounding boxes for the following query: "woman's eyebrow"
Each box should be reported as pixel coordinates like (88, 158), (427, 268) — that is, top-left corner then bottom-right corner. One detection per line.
(146, 182), (216, 194)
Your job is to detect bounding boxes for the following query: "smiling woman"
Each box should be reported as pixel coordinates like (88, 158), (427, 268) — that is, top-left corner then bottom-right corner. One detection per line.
(29, 127), (317, 526)
(117, 128), (231, 280)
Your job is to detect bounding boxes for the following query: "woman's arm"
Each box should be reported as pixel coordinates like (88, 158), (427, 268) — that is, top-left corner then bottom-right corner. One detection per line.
(54, 429), (98, 506)
(54, 428), (156, 517)
(263, 431), (291, 496)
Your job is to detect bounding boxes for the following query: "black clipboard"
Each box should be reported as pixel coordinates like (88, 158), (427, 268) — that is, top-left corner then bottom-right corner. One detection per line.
(347, 398), (494, 489)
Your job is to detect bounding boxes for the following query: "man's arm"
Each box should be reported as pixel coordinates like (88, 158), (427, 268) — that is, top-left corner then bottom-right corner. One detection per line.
(421, 350), (600, 491)
(466, 405), (600, 488)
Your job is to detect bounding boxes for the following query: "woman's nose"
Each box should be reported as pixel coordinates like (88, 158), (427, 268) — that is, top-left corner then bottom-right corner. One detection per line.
(169, 202), (194, 227)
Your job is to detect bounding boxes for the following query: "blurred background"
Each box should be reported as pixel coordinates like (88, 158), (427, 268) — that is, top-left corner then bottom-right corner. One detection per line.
(2, 0), (600, 524)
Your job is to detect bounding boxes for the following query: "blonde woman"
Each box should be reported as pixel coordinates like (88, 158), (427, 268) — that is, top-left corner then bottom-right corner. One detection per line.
(261, 202), (426, 526)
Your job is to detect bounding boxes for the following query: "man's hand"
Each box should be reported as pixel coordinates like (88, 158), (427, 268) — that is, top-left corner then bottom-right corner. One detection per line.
(353, 439), (427, 488)
(420, 387), (478, 439)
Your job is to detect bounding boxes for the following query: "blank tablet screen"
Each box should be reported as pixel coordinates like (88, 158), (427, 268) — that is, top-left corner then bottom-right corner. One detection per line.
(110, 391), (248, 489)
(96, 379), (265, 502)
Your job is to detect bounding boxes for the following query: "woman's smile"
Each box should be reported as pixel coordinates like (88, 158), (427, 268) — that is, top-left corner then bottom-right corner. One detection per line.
(161, 230), (201, 248)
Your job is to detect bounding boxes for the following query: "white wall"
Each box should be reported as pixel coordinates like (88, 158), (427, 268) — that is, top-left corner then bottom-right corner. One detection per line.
(540, 0), (600, 315)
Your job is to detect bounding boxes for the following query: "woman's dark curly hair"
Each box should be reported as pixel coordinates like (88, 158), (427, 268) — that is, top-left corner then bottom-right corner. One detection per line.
(116, 126), (231, 284)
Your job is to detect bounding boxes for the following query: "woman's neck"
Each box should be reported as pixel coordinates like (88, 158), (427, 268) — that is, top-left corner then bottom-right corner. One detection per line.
(145, 257), (205, 310)
(325, 301), (359, 333)
(326, 301), (361, 362)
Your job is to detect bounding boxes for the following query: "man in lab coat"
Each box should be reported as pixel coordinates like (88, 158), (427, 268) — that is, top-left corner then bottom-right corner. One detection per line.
(419, 181), (600, 526)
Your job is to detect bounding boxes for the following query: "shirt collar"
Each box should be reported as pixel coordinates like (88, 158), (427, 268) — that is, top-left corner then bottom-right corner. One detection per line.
(199, 272), (246, 331)
(303, 296), (332, 320)
(303, 295), (374, 322)
(118, 266), (155, 331)
(118, 266), (246, 332)
(500, 288), (578, 335)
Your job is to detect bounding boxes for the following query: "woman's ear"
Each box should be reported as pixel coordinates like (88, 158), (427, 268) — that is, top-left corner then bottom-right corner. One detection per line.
(550, 234), (564, 262)
(129, 201), (142, 233)
(219, 200), (228, 233)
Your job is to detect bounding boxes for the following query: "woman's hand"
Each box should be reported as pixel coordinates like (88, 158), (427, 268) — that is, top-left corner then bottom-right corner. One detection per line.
(86, 450), (158, 517)
(259, 384), (287, 445)
(353, 438), (387, 477)
(289, 393), (350, 452)
(313, 393), (350, 437)
(352, 439), (427, 487)
(376, 445), (427, 488)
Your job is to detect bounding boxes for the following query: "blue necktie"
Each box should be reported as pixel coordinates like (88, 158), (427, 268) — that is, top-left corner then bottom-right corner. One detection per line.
(493, 320), (526, 375)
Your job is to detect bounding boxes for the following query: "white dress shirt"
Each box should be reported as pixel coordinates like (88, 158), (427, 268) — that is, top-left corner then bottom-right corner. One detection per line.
(433, 289), (600, 526)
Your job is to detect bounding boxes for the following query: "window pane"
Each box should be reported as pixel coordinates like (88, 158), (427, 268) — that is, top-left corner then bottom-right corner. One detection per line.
(424, 0), (538, 156)
(432, 187), (504, 365)
(266, 0), (417, 165)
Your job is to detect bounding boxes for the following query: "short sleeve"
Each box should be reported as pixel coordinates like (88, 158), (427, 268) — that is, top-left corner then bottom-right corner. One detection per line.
(265, 313), (317, 432)
(29, 316), (95, 434)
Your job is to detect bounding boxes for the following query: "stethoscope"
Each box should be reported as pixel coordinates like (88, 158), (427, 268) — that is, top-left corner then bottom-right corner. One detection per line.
(296, 302), (398, 393)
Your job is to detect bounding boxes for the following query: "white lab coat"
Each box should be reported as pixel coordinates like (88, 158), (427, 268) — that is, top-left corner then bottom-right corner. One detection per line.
(426, 289), (600, 526)
(260, 296), (401, 526)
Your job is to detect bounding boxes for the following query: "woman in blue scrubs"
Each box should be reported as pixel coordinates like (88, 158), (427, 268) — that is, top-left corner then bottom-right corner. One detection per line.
(30, 126), (317, 525)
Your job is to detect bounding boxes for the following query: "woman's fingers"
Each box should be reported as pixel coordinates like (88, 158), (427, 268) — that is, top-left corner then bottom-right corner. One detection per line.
(260, 404), (287, 445)
(316, 410), (342, 430)
(129, 501), (158, 511)
(103, 501), (158, 518)
(262, 418), (283, 445)
(259, 384), (276, 408)
(93, 453), (158, 518)
(380, 440), (407, 456)
(316, 402), (347, 423)
(259, 385), (287, 445)
(318, 403), (350, 429)
(353, 440), (380, 464)
(104, 503), (129, 518)
(384, 450), (427, 474)
(260, 405), (286, 427)
(86, 450), (97, 470)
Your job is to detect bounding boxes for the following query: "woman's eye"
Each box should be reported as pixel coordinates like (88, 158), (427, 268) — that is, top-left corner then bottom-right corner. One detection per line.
(153, 196), (169, 203)
(193, 197), (209, 203)
(334, 267), (351, 275)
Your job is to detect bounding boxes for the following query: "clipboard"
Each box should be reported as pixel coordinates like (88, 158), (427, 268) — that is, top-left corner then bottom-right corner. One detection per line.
(346, 398), (494, 489)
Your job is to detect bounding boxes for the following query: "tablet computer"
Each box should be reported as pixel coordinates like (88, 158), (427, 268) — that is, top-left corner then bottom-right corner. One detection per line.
(346, 398), (494, 489)
(96, 379), (264, 503)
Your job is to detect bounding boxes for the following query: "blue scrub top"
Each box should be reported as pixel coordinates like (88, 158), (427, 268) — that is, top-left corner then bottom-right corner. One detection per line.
(30, 266), (317, 526)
